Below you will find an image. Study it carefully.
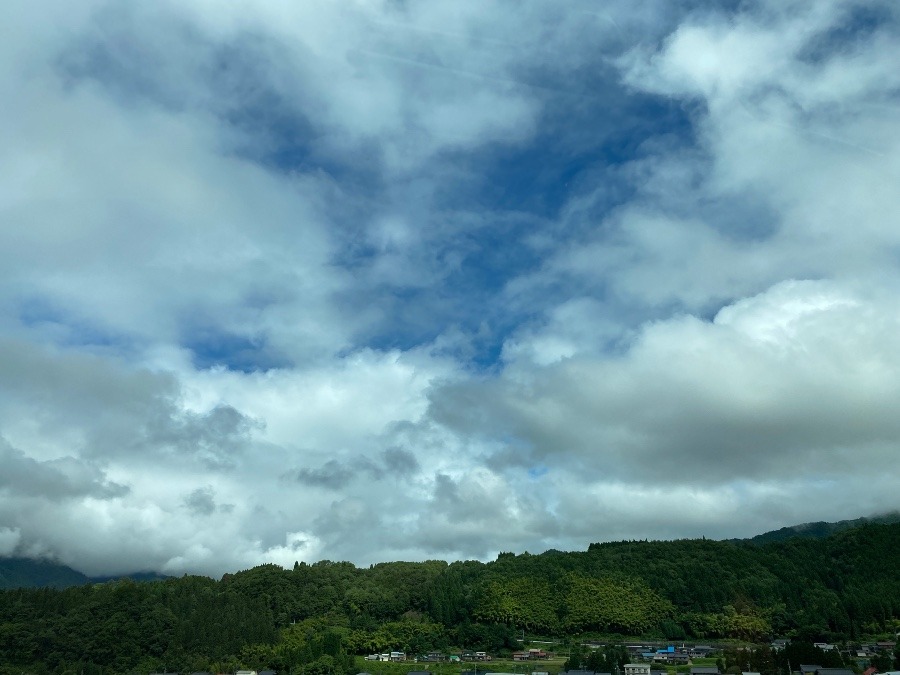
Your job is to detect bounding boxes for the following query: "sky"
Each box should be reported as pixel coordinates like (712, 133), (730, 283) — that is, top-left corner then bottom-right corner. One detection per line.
(2, 0), (900, 577)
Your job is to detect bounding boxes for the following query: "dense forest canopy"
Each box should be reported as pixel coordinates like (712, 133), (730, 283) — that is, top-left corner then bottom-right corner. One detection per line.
(2, 523), (900, 675)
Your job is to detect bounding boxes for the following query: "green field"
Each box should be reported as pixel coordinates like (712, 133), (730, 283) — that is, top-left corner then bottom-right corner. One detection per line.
(353, 657), (569, 675)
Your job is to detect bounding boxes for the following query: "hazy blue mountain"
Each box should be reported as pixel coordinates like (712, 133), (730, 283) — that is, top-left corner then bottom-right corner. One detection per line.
(0, 557), (170, 589)
(0, 556), (90, 589)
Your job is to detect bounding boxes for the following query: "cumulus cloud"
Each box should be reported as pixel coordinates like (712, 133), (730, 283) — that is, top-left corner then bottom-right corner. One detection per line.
(432, 280), (900, 482)
(1, 0), (898, 575)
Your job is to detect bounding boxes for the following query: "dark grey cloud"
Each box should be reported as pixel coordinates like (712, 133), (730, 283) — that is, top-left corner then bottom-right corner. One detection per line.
(289, 459), (355, 490)
(381, 447), (420, 476)
(285, 448), (423, 490)
(183, 486), (216, 516)
(141, 404), (261, 470)
(0, 437), (128, 501)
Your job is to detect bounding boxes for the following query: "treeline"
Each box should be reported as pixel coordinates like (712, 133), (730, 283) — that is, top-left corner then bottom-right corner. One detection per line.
(1, 523), (900, 675)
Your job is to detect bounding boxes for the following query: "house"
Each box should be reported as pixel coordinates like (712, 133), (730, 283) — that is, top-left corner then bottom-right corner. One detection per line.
(513, 653), (530, 661)
(816, 669), (853, 675)
(798, 665), (822, 675)
(771, 640), (790, 651)
(690, 667), (720, 675)
(625, 664), (651, 675)
(653, 648), (688, 665)
(529, 649), (550, 659)
(390, 652), (407, 662)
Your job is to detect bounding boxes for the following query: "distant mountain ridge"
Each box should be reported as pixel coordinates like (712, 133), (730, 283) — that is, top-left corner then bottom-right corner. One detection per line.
(737, 511), (900, 545)
(0, 556), (90, 589)
(2, 512), (899, 589)
(0, 557), (169, 590)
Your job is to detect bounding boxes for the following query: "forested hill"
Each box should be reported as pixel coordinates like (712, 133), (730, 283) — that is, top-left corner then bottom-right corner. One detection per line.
(4, 514), (897, 591)
(1, 522), (899, 675)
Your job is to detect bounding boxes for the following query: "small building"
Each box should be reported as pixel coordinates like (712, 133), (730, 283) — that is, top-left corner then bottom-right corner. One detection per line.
(625, 664), (651, 675)
(690, 667), (720, 675)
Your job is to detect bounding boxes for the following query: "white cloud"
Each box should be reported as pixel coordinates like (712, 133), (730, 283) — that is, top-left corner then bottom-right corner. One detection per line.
(1, 0), (899, 576)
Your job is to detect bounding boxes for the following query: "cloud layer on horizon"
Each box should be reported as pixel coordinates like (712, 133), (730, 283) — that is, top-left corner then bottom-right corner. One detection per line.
(1, 0), (899, 576)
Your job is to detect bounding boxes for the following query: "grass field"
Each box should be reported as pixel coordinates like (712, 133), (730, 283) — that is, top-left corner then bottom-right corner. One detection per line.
(352, 654), (726, 675)
(353, 657), (569, 675)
